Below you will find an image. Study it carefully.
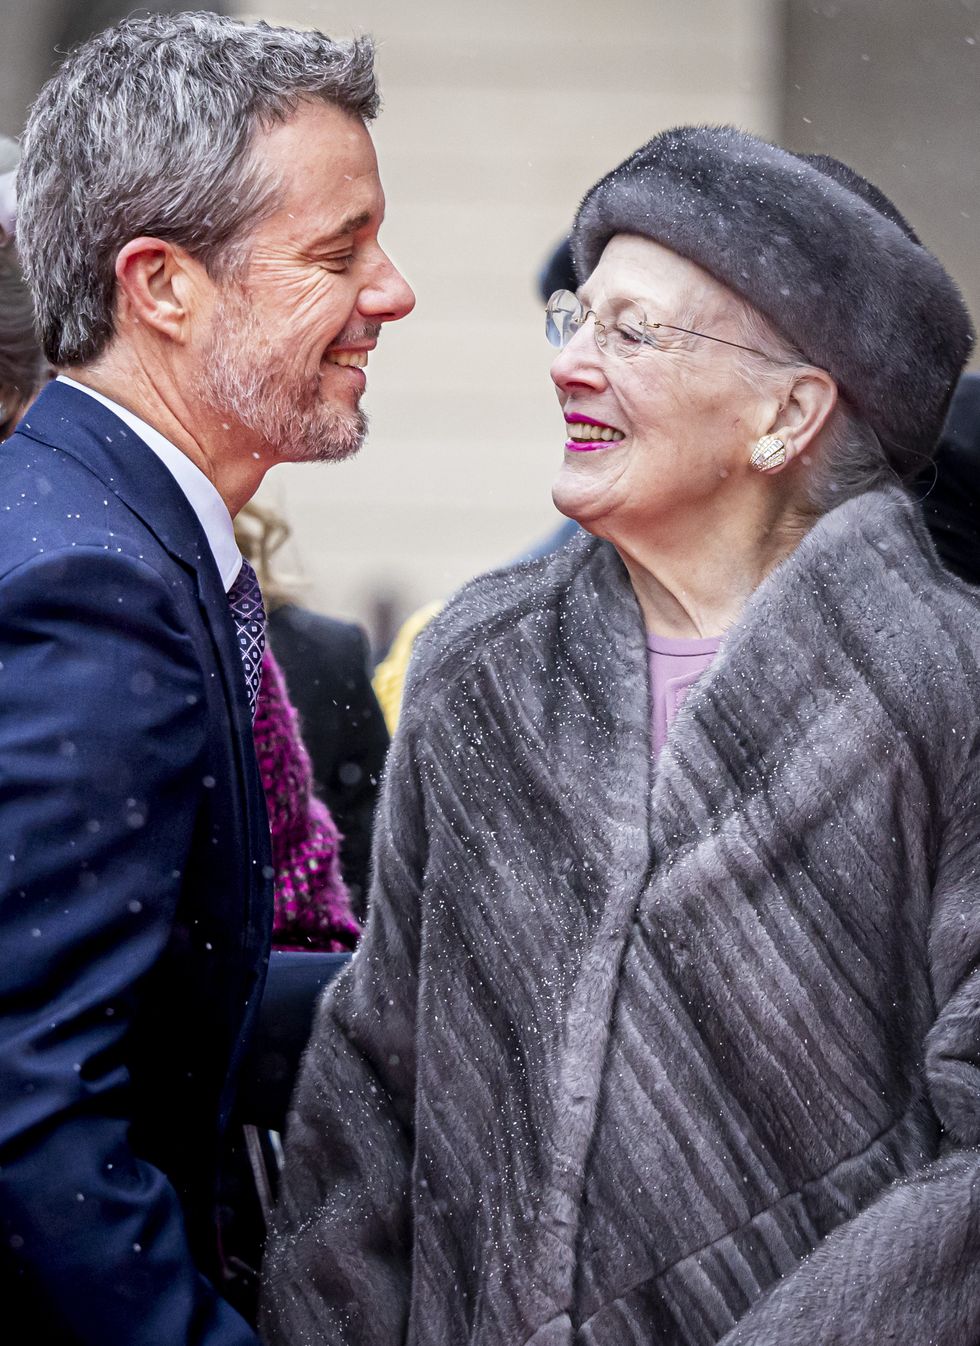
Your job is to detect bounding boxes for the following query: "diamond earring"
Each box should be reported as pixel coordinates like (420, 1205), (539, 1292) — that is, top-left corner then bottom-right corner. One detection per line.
(750, 434), (786, 472)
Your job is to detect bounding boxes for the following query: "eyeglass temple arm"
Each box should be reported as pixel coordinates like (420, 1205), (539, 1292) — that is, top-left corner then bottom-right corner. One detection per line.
(649, 320), (771, 359)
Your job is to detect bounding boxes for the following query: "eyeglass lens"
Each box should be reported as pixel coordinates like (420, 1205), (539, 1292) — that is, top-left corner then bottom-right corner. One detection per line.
(545, 290), (653, 359)
(544, 290), (581, 349)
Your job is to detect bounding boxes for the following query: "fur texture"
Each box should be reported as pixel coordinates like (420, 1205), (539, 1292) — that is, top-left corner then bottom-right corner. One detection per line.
(262, 488), (980, 1346)
(571, 125), (975, 476)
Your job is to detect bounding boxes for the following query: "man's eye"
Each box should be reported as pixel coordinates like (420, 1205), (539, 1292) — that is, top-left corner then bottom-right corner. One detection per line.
(616, 323), (646, 345)
(319, 254), (354, 271)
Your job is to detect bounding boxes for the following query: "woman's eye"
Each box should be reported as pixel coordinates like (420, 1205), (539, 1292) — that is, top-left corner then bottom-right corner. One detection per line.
(617, 324), (645, 345)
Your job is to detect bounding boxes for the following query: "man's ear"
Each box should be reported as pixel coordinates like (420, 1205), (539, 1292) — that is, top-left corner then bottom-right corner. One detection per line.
(114, 237), (201, 344)
(769, 366), (839, 466)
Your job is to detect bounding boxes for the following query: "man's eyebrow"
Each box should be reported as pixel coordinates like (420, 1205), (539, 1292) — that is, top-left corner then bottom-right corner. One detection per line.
(308, 211), (372, 248)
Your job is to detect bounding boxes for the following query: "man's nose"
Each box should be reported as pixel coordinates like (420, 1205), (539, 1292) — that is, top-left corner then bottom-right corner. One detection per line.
(361, 251), (416, 324)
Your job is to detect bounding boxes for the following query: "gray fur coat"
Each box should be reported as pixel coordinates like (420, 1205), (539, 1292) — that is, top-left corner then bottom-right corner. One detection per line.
(261, 487), (980, 1346)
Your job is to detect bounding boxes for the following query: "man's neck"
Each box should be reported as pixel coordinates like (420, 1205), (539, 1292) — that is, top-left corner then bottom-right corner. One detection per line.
(62, 358), (269, 515)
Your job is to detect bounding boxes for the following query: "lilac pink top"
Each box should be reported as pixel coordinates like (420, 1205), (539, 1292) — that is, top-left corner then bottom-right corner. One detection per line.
(647, 632), (721, 756)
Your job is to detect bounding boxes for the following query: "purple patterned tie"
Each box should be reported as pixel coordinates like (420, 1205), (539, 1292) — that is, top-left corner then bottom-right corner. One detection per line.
(227, 558), (266, 722)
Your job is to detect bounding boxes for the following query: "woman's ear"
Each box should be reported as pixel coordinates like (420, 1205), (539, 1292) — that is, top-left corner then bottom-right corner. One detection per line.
(113, 237), (200, 345)
(768, 366), (839, 468)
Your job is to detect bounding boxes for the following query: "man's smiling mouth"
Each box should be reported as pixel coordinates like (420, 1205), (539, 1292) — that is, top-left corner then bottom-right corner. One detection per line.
(325, 350), (368, 368)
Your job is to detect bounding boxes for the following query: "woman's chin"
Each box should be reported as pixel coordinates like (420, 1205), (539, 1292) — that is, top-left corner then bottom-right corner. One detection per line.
(552, 456), (621, 525)
(552, 478), (605, 526)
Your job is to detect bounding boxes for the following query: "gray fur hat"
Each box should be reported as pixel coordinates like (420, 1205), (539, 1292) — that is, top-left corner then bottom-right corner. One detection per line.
(571, 125), (975, 476)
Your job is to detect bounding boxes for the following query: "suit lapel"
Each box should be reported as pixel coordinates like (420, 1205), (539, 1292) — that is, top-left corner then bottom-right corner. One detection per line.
(17, 381), (216, 574)
(17, 380), (250, 706)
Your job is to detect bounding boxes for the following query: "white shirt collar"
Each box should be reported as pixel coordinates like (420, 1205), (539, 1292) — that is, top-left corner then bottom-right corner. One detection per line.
(57, 375), (242, 592)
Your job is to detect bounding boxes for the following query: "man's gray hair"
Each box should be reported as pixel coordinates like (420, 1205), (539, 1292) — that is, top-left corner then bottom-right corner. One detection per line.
(16, 11), (378, 366)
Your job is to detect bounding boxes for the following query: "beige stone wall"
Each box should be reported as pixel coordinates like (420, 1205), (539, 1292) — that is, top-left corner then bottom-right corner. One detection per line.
(244, 0), (781, 640)
(781, 0), (980, 375)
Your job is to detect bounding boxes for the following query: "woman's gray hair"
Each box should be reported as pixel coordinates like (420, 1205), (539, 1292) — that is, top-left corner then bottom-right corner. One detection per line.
(16, 12), (378, 367)
(728, 297), (894, 516)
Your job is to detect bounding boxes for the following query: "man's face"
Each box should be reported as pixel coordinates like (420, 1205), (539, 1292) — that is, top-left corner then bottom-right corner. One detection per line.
(195, 99), (415, 464)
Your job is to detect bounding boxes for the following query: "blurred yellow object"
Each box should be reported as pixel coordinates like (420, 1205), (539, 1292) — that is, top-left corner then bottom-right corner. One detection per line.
(372, 599), (445, 734)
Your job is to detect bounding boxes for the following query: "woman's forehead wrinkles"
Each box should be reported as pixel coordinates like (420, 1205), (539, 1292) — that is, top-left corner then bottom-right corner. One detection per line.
(578, 275), (708, 326)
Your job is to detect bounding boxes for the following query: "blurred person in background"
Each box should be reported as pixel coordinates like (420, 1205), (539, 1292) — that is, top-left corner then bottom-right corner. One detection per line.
(251, 635), (361, 955)
(0, 11), (412, 1345)
(0, 138), (46, 436)
(238, 501), (389, 920)
(264, 128), (980, 1346)
(919, 371), (980, 583)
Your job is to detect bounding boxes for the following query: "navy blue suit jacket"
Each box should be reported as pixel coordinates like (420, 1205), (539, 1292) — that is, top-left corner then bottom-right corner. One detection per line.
(0, 381), (272, 1344)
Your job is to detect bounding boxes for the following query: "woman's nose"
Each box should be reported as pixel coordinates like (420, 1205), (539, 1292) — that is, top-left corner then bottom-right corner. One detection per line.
(550, 323), (606, 395)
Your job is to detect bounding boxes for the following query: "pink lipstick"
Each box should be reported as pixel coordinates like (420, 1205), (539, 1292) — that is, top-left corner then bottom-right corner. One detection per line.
(563, 412), (625, 452)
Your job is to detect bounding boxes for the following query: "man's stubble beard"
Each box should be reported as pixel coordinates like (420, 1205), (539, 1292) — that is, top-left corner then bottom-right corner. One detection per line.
(193, 285), (368, 465)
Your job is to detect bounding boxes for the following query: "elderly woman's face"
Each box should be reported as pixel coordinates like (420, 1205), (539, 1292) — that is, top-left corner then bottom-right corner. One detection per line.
(549, 235), (770, 536)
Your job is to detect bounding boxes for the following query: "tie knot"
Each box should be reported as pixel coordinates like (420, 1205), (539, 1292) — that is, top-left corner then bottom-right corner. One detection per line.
(228, 557), (264, 623)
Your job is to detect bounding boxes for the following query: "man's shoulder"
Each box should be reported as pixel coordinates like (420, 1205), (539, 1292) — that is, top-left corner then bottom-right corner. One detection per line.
(0, 430), (161, 578)
(0, 429), (106, 556)
(1, 422), (95, 489)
